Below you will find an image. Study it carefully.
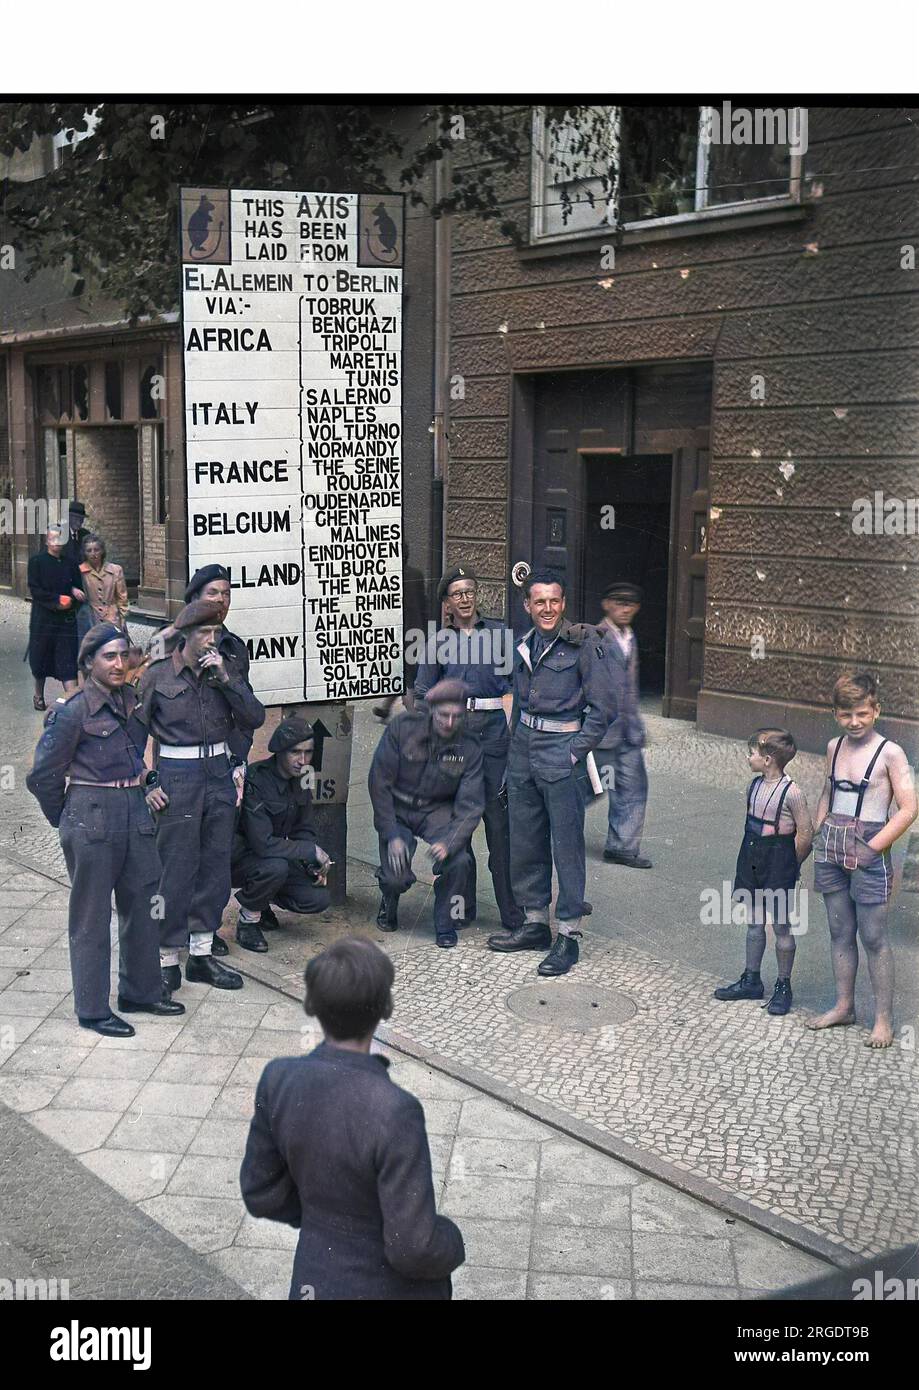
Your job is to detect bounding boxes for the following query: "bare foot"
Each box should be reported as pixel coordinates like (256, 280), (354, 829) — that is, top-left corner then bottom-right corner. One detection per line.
(808, 1007), (856, 1031)
(865, 1020), (894, 1049)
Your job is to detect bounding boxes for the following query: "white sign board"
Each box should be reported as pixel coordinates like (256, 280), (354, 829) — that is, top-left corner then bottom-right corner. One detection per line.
(179, 186), (404, 706)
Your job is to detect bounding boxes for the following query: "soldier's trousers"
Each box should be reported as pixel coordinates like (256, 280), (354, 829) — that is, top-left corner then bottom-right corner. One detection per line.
(59, 785), (163, 1019)
(597, 744), (648, 858)
(153, 755), (237, 952)
(376, 802), (473, 938)
(464, 751), (524, 930)
(507, 724), (590, 922)
(233, 849), (330, 915)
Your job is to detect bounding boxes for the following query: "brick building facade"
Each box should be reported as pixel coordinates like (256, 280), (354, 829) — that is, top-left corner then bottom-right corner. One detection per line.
(442, 104), (919, 755)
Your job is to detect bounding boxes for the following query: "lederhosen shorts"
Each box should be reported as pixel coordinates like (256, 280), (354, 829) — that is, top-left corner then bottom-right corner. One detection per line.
(813, 815), (892, 904)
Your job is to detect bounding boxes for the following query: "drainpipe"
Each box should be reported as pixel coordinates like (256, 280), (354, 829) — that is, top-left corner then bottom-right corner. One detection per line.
(431, 152), (451, 603)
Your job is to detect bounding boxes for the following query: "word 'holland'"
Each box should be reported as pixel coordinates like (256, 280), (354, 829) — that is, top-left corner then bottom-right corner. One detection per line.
(50, 1321), (151, 1370)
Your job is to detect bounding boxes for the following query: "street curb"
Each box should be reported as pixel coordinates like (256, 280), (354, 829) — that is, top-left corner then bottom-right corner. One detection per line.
(0, 841), (861, 1273)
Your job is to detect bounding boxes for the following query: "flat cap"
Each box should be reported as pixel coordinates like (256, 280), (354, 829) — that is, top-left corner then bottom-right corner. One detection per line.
(437, 565), (476, 605)
(173, 598), (224, 632)
(78, 621), (126, 665)
(185, 564), (230, 602)
(269, 717), (315, 754)
(603, 581), (643, 603)
(425, 678), (469, 706)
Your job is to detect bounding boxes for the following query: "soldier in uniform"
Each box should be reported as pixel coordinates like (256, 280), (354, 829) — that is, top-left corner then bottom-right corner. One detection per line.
(368, 678), (485, 948)
(489, 569), (617, 977)
(231, 717), (332, 952)
(26, 622), (185, 1037)
(414, 565), (522, 935)
(137, 598), (266, 992)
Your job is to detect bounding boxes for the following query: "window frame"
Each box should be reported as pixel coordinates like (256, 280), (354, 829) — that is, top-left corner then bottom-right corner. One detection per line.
(530, 104), (804, 245)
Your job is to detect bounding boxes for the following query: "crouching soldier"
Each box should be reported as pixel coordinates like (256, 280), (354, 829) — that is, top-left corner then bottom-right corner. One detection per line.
(137, 599), (266, 992)
(26, 623), (184, 1037)
(368, 679), (485, 948)
(231, 718), (332, 952)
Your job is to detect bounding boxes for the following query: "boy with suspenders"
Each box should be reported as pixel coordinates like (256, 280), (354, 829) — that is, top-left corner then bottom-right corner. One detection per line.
(714, 729), (813, 1015)
(809, 672), (917, 1048)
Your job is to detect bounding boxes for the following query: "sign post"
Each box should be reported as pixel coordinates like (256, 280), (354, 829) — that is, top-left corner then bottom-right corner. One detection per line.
(179, 187), (405, 899)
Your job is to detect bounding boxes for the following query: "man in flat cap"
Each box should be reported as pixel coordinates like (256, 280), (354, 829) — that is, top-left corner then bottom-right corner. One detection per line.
(488, 568), (617, 976)
(414, 565), (522, 936)
(368, 678), (485, 948)
(231, 718), (332, 952)
(595, 582), (651, 869)
(137, 598), (266, 991)
(27, 623), (185, 1037)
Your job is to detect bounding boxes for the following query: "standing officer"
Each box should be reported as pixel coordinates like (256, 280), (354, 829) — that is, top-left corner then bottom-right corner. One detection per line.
(137, 598), (265, 992)
(414, 565), (522, 935)
(231, 717), (332, 952)
(368, 679), (485, 948)
(26, 622), (184, 1037)
(596, 582), (652, 869)
(489, 569), (616, 977)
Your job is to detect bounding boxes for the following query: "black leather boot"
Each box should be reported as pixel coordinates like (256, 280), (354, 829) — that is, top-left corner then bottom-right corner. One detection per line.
(766, 979), (793, 1015)
(376, 892), (399, 932)
(161, 964), (181, 994)
(259, 906), (280, 930)
(714, 970), (764, 1001)
(211, 933), (229, 957)
(537, 932), (580, 976)
(79, 1013), (135, 1038)
(487, 921), (552, 952)
(117, 994), (185, 1016)
(236, 918), (269, 953)
(185, 955), (244, 989)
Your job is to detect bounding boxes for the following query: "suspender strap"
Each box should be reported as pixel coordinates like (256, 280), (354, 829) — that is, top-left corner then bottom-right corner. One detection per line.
(746, 777), (762, 816)
(829, 736), (844, 779)
(773, 779), (793, 824)
(855, 738), (888, 817)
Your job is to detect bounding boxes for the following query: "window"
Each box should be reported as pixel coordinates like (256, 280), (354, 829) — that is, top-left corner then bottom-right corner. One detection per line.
(140, 357), (163, 419)
(152, 424), (167, 525)
(531, 104), (803, 243)
(104, 362), (123, 420)
(71, 365), (89, 421)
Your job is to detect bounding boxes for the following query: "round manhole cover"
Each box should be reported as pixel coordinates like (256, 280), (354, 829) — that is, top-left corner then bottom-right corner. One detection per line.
(505, 982), (637, 1032)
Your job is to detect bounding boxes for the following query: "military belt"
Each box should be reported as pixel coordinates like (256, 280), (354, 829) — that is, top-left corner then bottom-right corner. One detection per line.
(520, 712), (581, 733)
(467, 697), (504, 710)
(392, 788), (433, 810)
(159, 741), (228, 759)
(69, 776), (143, 789)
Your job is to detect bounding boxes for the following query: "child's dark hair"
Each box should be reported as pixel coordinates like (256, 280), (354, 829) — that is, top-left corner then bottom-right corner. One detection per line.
(748, 727), (797, 770)
(833, 671), (879, 711)
(304, 937), (394, 1041)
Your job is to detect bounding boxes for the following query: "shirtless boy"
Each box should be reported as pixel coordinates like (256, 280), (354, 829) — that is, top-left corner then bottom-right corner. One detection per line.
(809, 672), (917, 1048)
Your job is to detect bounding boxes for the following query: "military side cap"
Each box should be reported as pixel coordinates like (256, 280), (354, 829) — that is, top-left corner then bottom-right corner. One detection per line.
(603, 581), (643, 603)
(269, 717), (314, 753)
(437, 565), (476, 604)
(174, 598), (224, 632)
(185, 564), (230, 603)
(78, 621), (126, 665)
(425, 678), (469, 705)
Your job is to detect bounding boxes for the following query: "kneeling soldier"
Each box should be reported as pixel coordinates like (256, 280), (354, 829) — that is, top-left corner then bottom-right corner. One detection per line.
(26, 623), (184, 1037)
(137, 598), (266, 992)
(231, 717), (332, 952)
(368, 678), (485, 948)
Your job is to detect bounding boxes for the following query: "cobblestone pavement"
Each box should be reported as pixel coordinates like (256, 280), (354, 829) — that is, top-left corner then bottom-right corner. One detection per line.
(0, 853), (830, 1300)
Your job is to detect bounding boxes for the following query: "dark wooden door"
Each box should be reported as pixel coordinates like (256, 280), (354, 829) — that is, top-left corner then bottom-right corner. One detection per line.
(663, 434), (710, 719)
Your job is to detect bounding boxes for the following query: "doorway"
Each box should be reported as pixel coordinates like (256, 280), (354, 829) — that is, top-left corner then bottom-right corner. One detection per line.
(583, 455), (671, 693)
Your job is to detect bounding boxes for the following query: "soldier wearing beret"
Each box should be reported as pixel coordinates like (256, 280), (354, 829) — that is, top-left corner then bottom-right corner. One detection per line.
(595, 581), (652, 869)
(368, 678), (486, 948)
(231, 718), (332, 952)
(488, 569), (617, 976)
(414, 565), (522, 935)
(26, 623), (185, 1037)
(137, 599), (266, 992)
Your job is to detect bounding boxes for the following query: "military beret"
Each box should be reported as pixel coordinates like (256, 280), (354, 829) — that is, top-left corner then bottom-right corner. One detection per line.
(78, 621), (127, 666)
(173, 598), (224, 632)
(437, 565), (477, 605)
(603, 581), (643, 603)
(425, 678), (469, 706)
(269, 717), (315, 753)
(184, 564), (230, 602)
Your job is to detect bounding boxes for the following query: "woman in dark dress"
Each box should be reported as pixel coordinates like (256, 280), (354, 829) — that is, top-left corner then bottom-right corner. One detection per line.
(27, 525), (85, 709)
(241, 938), (465, 1300)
